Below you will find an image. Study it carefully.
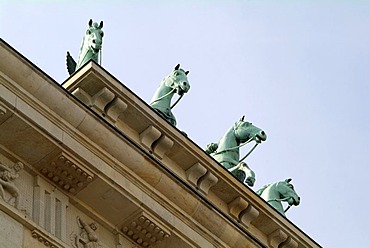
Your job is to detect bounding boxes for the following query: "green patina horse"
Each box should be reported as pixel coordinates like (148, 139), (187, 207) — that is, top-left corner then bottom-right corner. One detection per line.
(66, 19), (104, 75)
(150, 64), (190, 126)
(256, 178), (300, 216)
(205, 116), (267, 186)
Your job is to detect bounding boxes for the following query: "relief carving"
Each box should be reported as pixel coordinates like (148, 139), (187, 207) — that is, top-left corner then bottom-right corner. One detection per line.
(72, 216), (100, 248)
(0, 161), (23, 209)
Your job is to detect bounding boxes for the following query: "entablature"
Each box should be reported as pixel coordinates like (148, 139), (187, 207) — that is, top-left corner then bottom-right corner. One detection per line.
(61, 61), (319, 248)
(0, 39), (320, 248)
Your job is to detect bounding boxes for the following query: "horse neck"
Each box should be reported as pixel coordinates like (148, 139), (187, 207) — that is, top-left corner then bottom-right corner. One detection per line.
(218, 127), (238, 149)
(77, 39), (98, 68)
(217, 127), (240, 159)
(150, 78), (175, 108)
(262, 186), (284, 213)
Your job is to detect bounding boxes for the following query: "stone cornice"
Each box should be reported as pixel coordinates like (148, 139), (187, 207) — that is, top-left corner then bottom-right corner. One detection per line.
(62, 61), (319, 247)
(0, 39), (321, 248)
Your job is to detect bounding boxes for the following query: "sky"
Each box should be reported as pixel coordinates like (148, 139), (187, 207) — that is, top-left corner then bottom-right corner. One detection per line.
(1, 0), (370, 247)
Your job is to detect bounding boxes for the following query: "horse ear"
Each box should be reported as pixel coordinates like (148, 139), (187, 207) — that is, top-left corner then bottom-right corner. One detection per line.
(286, 178), (292, 183)
(185, 71), (189, 75)
(88, 19), (93, 27)
(99, 21), (103, 29)
(240, 115), (245, 121)
(174, 64), (180, 70)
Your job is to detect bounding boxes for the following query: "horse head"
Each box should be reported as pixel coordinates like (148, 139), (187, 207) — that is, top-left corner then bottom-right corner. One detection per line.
(257, 178), (300, 215)
(168, 64), (190, 96)
(84, 19), (104, 54)
(276, 178), (300, 206)
(149, 64), (190, 126)
(206, 116), (266, 187)
(234, 116), (267, 144)
(66, 19), (104, 75)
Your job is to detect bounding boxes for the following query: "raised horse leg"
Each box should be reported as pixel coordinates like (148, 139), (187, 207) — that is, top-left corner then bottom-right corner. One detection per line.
(229, 162), (255, 187)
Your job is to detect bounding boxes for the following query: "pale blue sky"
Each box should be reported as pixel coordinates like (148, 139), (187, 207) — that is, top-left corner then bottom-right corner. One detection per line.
(1, 1), (370, 247)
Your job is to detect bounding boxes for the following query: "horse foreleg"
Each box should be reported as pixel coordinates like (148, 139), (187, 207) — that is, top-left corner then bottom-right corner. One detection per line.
(234, 170), (246, 183)
(228, 163), (242, 173)
(229, 162), (256, 187)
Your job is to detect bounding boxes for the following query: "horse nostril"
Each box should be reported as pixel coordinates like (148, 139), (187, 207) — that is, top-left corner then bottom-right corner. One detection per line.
(261, 131), (265, 136)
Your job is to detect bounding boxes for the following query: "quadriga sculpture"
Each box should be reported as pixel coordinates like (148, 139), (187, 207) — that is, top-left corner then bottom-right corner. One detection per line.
(256, 178), (300, 216)
(66, 19), (104, 75)
(150, 64), (190, 126)
(205, 116), (266, 186)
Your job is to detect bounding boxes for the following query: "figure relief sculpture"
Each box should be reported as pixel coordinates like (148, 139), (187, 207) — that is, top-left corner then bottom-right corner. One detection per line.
(256, 178), (300, 216)
(67, 19), (104, 75)
(150, 64), (190, 126)
(73, 216), (100, 248)
(0, 161), (23, 209)
(205, 116), (266, 186)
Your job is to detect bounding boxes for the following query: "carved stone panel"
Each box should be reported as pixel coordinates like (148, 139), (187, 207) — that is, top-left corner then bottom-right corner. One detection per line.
(33, 175), (69, 242)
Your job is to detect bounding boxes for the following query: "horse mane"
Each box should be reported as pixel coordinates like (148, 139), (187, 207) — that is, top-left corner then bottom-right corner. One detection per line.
(78, 35), (89, 61)
(233, 119), (251, 143)
(234, 126), (249, 144)
(162, 68), (185, 86)
(233, 119), (242, 130)
(256, 183), (272, 196)
(79, 35), (86, 52)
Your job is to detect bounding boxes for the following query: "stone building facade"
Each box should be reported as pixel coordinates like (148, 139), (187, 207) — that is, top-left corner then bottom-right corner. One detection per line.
(0, 39), (320, 248)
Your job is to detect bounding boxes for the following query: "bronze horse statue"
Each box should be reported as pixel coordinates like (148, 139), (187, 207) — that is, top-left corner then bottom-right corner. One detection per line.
(256, 178), (300, 216)
(150, 64), (190, 126)
(206, 116), (267, 186)
(66, 19), (104, 75)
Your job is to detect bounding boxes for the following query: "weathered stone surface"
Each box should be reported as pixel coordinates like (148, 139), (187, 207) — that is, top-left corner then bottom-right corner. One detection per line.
(0, 210), (23, 248)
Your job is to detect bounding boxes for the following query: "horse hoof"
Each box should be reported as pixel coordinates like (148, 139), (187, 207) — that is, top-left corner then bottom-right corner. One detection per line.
(235, 170), (246, 183)
(245, 177), (255, 187)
